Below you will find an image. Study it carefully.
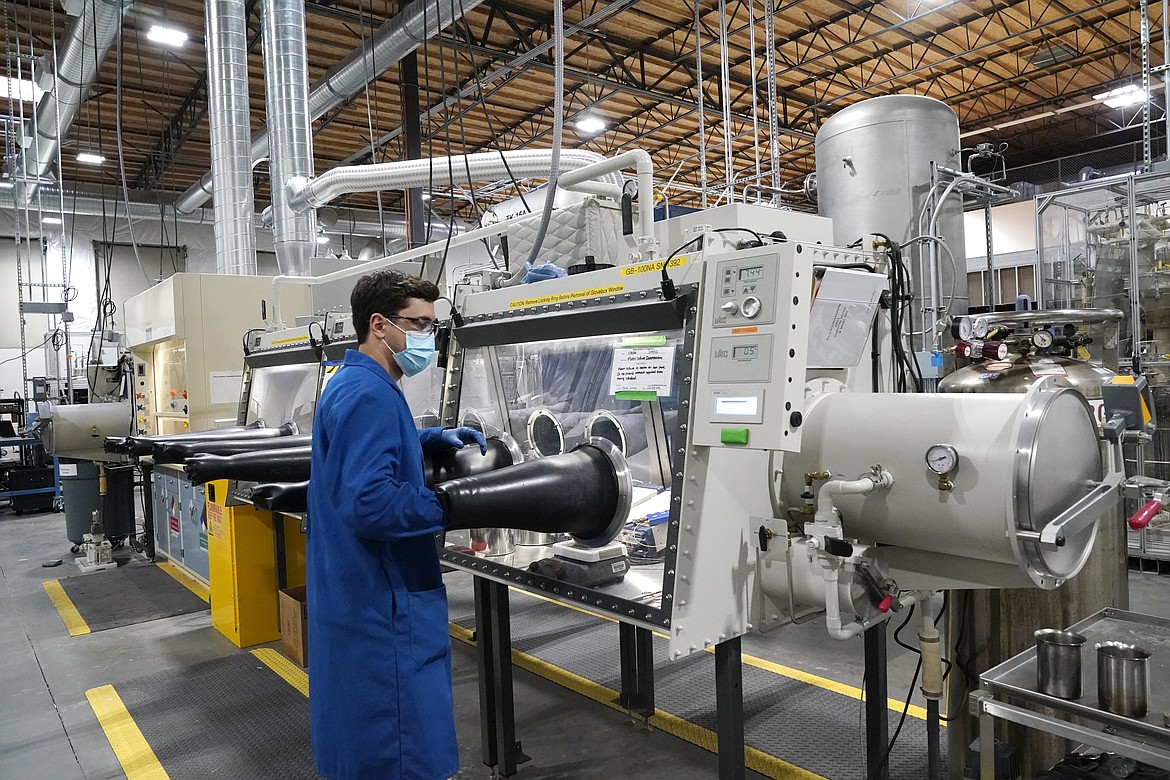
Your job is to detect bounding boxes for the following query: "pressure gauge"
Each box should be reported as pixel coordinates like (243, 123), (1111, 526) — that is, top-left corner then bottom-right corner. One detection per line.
(925, 444), (959, 475)
(972, 318), (990, 339)
(741, 296), (762, 319)
(1032, 330), (1054, 349)
(957, 317), (974, 341)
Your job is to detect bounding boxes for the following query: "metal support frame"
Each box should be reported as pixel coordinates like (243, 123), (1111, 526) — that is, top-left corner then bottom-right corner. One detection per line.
(864, 622), (890, 780)
(140, 462), (156, 560)
(714, 636), (745, 780)
(618, 622), (656, 721)
(473, 577), (529, 776)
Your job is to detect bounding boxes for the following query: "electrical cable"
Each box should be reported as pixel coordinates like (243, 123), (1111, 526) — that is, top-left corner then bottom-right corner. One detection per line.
(0, 331), (63, 367)
(520, 0), (565, 269)
(455, 0), (531, 237)
(114, 18), (151, 285)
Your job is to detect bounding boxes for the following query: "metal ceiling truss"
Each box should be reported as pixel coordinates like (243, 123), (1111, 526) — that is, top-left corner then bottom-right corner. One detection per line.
(132, 0), (264, 192)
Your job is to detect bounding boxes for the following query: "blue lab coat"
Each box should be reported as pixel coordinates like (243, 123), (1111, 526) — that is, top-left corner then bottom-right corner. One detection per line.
(306, 349), (457, 780)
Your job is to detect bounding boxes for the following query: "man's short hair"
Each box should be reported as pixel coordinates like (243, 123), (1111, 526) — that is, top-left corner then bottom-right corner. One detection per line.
(350, 270), (440, 343)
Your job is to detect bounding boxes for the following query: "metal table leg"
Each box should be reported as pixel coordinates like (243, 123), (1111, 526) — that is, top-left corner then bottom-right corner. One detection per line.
(978, 695), (995, 780)
(473, 578), (528, 776)
(141, 463), (155, 560)
(864, 622), (890, 780)
(715, 636), (745, 780)
(619, 623), (656, 724)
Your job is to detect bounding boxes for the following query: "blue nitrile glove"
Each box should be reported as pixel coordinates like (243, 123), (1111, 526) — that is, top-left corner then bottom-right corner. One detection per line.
(522, 261), (568, 284)
(439, 426), (488, 455)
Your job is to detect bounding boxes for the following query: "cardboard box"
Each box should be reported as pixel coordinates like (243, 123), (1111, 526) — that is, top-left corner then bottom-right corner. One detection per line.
(279, 585), (309, 667)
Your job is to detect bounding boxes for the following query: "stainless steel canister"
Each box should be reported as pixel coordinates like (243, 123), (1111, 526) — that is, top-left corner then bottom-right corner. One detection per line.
(470, 527), (515, 557)
(513, 530), (558, 546)
(1096, 641), (1151, 718)
(1035, 629), (1086, 699)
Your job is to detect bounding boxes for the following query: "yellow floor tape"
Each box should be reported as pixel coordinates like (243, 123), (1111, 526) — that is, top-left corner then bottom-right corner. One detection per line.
(511, 586), (928, 721)
(42, 579), (90, 636)
(251, 648), (309, 696)
(449, 623), (825, 780)
(85, 685), (170, 780)
(156, 561), (211, 604)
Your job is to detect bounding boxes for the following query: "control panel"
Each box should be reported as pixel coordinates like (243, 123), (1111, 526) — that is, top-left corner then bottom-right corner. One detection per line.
(693, 243), (812, 451)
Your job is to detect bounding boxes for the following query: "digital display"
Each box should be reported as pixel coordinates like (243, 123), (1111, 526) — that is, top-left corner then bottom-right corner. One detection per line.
(738, 266), (764, 281)
(732, 345), (759, 360)
(714, 395), (759, 416)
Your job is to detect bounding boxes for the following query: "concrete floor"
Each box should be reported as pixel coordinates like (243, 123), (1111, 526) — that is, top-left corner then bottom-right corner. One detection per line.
(0, 506), (767, 780)
(5, 500), (1167, 780)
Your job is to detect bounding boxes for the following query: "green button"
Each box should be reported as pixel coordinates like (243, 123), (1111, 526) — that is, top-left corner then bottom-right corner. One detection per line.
(720, 427), (750, 446)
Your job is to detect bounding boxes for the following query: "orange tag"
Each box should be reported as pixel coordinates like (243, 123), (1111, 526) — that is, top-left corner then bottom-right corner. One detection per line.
(730, 327), (758, 335)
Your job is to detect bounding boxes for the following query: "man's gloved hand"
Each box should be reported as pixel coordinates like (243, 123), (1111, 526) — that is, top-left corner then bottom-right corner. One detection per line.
(439, 426), (488, 455)
(522, 261), (568, 284)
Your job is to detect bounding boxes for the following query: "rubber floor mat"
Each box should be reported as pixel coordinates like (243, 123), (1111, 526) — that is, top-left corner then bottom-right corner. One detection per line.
(444, 573), (943, 779)
(100, 651), (321, 780)
(54, 564), (207, 633)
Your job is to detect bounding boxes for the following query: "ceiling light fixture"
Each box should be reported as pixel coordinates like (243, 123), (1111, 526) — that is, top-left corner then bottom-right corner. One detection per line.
(76, 152), (105, 165)
(0, 181), (13, 190)
(42, 216), (63, 225)
(147, 24), (188, 48)
(1094, 84), (1147, 109)
(576, 116), (606, 134)
(316, 235), (330, 244)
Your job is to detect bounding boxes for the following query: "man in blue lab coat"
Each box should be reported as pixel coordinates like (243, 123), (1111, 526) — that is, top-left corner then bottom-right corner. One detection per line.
(307, 270), (485, 780)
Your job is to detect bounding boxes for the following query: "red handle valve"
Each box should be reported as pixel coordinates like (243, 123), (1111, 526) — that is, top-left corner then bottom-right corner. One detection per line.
(877, 594), (896, 614)
(1130, 499), (1163, 531)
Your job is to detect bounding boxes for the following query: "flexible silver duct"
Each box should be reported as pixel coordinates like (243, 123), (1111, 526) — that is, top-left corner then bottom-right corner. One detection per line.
(288, 149), (621, 211)
(206, 0), (258, 274)
(14, 0), (132, 205)
(262, 0), (315, 276)
(175, 0), (485, 214)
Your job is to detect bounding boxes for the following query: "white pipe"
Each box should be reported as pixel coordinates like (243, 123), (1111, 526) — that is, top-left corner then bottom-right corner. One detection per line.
(270, 207), (548, 326)
(814, 471), (894, 527)
(918, 591), (945, 700)
(287, 149), (622, 212)
(819, 561), (925, 641)
(558, 149), (659, 259)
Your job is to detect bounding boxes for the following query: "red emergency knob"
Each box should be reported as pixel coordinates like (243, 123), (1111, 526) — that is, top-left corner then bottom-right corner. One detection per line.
(877, 594), (895, 613)
(1130, 500), (1162, 530)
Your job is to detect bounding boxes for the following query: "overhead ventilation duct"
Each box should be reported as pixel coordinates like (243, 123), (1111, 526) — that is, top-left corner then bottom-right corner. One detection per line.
(262, 0), (315, 276)
(0, 186), (456, 240)
(205, 0), (258, 274)
(174, 0), (485, 214)
(13, 0), (133, 205)
(288, 149), (622, 212)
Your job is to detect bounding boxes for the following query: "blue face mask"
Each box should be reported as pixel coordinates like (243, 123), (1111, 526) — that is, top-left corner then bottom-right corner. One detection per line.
(382, 326), (436, 377)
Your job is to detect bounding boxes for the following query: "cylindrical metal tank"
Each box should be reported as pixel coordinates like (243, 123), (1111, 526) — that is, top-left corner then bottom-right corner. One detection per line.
(940, 358), (1125, 778)
(41, 402), (133, 462)
(939, 354), (1112, 399)
(780, 385), (1104, 588)
(815, 94), (967, 317)
(61, 461), (135, 545)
